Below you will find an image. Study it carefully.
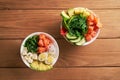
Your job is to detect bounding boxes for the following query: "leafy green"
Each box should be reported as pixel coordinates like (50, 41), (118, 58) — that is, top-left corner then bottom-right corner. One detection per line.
(24, 35), (39, 53)
(63, 13), (88, 37)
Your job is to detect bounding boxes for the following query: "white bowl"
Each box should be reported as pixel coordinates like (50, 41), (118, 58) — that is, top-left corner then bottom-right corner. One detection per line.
(20, 32), (59, 69)
(61, 7), (101, 46)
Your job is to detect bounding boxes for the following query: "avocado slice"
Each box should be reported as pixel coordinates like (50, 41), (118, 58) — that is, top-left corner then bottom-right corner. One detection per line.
(66, 33), (77, 40)
(30, 61), (39, 70)
(70, 36), (81, 43)
(83, 10), (90, 17)
(75, 37), (86, 45)
(61, 11), (70, 20)
(74, 7), (86, 14)
(47, 65), (53, 70)
(68, 9), (75, 17)
(38, 63), (53, 71)
(74, 8), (81, 14)
(30, 61), (53, 71)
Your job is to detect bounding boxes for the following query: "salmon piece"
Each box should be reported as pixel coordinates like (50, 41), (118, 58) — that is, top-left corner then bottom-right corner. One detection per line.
(43, 38), (51, 47)
(40, 34), (46, 40)
(38, 39), (44, 47)
(85, 34), (92, 41)
(91, 31), (96, 37)
(87, 26), (94, 34)
(38, 47), (47, 53)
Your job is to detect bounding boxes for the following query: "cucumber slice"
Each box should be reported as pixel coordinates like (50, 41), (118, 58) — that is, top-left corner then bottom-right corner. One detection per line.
(66, 33), (77, 40)
(70, 37), (81, 43)
(63, 19), (70, 30)
(75, 37), (86, 45)
(61, 11), (70, 20)
(68, 9), (75, 17)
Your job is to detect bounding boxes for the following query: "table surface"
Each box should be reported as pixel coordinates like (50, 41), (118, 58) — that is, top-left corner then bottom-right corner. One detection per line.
(0, 0), (120, 80)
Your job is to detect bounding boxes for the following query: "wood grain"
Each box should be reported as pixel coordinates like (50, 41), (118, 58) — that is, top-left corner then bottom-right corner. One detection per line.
(0, 39), (120, 67)
(0, 68), (120, 80)
(0, 0), (120, 79)
(0, 10), (120, 39)
(0, 0), (120, 9)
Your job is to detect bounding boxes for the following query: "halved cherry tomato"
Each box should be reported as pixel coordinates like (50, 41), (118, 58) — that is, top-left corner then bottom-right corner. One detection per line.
(60, 27), (67, 36)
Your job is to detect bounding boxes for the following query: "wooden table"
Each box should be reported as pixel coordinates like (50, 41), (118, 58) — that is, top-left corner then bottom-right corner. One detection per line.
(0, 0), (120, 80)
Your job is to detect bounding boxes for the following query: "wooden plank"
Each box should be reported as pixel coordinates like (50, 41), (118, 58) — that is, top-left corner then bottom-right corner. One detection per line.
(0, 40), (26, 67)
(0, 10), (120, 39)
(0, 67), (120, 80)
(0, 39), (120, 67)
(0, 0), (120, 9)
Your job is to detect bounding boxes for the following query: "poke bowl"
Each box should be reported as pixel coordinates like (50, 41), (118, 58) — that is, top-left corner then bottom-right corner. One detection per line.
(20, 32), (59, 71)
(60, 7), (102, 46)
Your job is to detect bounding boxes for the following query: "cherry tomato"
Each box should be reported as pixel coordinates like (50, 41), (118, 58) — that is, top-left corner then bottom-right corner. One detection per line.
(60, 27), (67, 36)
